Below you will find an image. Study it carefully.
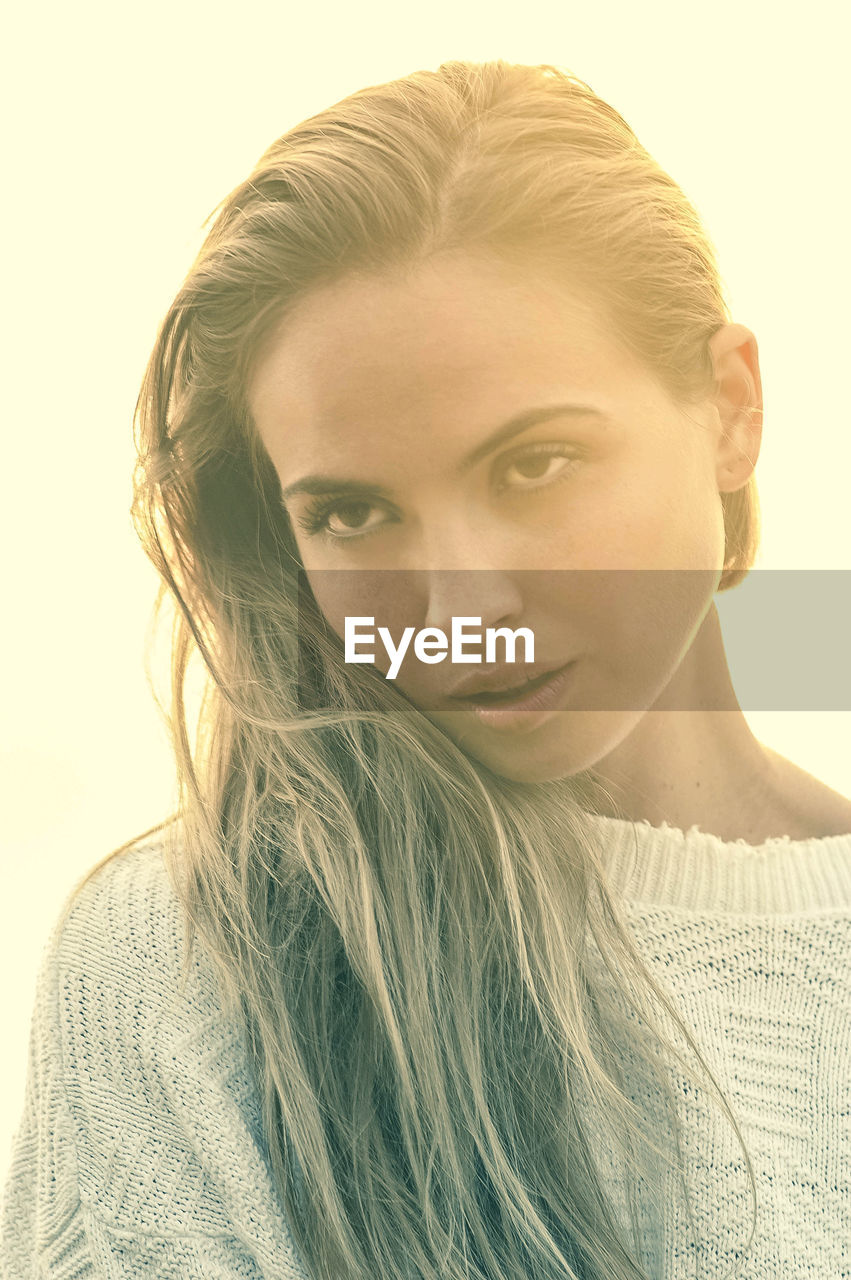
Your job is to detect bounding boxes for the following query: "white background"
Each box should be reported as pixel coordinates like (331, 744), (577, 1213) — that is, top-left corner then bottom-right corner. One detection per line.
(2, 0), (849, 1178)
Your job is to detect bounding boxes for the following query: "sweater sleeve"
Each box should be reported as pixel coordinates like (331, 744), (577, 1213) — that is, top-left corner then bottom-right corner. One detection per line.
(1, 845), (311, 1280)
(1, 911), (94, 1278)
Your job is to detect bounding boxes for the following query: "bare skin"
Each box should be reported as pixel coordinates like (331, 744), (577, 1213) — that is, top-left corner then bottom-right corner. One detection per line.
(590, 603), (851, 841)
(247, 252), (851, 845)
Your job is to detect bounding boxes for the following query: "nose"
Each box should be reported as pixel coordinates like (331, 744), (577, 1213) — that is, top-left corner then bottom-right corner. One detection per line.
(421, 568), (525, 641)
(417, 522), (526, 644)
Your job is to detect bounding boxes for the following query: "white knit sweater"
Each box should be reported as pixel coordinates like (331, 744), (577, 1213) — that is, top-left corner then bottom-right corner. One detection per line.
(2, 818), (850, 1279)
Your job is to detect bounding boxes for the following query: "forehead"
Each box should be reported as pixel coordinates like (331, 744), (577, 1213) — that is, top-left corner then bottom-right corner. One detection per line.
(246, 255), (657, 464)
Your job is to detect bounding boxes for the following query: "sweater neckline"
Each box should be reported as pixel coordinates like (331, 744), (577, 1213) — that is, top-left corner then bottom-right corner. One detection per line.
(581, 813), (851, 914)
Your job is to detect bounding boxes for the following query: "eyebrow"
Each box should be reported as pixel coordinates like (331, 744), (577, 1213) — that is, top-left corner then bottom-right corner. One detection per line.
(279, 403), (610, 503)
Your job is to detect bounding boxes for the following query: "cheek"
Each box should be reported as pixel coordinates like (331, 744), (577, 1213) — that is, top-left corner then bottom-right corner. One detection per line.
(301, 570), (350, 640)
(661, 483), (726, 569)
(660, 436), (727, 560)
(599, 464), (725, 571)
(304, 570), (424, 667)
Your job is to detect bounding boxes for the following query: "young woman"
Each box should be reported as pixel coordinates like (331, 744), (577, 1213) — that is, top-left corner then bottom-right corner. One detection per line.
(4, 59), (851, 1280)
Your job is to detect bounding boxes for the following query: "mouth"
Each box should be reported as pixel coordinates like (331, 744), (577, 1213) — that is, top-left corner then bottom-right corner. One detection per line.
(448, 661), (577, 730)
(453, 664), (566, 704)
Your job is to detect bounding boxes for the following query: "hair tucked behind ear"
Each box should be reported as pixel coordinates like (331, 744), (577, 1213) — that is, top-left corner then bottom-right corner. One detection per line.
(90, 59), (761, 1279)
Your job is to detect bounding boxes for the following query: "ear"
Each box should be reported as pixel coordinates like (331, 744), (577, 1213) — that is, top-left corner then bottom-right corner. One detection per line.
(707, 323), (763, 494)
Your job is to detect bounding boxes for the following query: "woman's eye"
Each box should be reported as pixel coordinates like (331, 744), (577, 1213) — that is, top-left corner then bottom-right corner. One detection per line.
(296, 498), (387, 540)
(294, 445), (580, 544)
(498, 445), (579, 490)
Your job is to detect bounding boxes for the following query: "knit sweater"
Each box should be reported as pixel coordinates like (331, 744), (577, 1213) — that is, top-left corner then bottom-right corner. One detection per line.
(2, 818), (850, 1279)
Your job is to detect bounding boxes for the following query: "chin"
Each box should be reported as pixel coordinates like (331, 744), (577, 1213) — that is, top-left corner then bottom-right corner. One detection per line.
(443, 710), (641, 785)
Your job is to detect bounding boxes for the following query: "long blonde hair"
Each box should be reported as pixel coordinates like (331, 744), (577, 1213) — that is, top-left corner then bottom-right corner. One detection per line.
(99, 60), (761, 1279)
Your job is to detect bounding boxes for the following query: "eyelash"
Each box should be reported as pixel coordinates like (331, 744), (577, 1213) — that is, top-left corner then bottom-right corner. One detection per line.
(293, 442), (582, 544)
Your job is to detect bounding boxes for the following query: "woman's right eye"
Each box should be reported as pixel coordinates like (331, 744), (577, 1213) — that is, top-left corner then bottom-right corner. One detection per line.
(296, 498), (390, 541)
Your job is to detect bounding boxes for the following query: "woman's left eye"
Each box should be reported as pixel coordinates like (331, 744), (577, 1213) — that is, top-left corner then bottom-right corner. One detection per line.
(497, 444), (580, 491)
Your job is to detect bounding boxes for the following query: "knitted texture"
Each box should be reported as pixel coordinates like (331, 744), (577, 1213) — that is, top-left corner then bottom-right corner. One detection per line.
(1, 843), (310, 1279)
(584, 815), (851, 1280)
(2, 818), (851, 1278)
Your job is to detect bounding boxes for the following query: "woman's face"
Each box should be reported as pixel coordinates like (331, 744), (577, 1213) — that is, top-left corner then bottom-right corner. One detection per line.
(247, 253), (733, 782)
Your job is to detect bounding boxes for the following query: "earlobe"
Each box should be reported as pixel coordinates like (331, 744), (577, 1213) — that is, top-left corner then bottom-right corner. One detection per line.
(708, 323), (763, 493)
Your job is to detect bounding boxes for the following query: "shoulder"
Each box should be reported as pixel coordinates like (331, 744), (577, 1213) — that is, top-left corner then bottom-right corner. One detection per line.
(50, 835), (242, 1119)
(3, 834), (310, 1275)
(33, 835), (306, 1266)
(55, 835), (205, 1009)
(50, 836), (235, 1066)
(50, 834), (247, 1108)
(57, 836), (184, 974)
(761, 745), (851, 839)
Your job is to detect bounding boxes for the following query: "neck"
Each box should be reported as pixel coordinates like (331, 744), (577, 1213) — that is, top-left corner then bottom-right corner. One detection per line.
(588, 603), (788, 844)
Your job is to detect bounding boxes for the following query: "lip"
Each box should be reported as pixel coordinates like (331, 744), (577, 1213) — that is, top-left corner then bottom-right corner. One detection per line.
(448, 661), (577, 733)
(448, 659), (571, 699)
